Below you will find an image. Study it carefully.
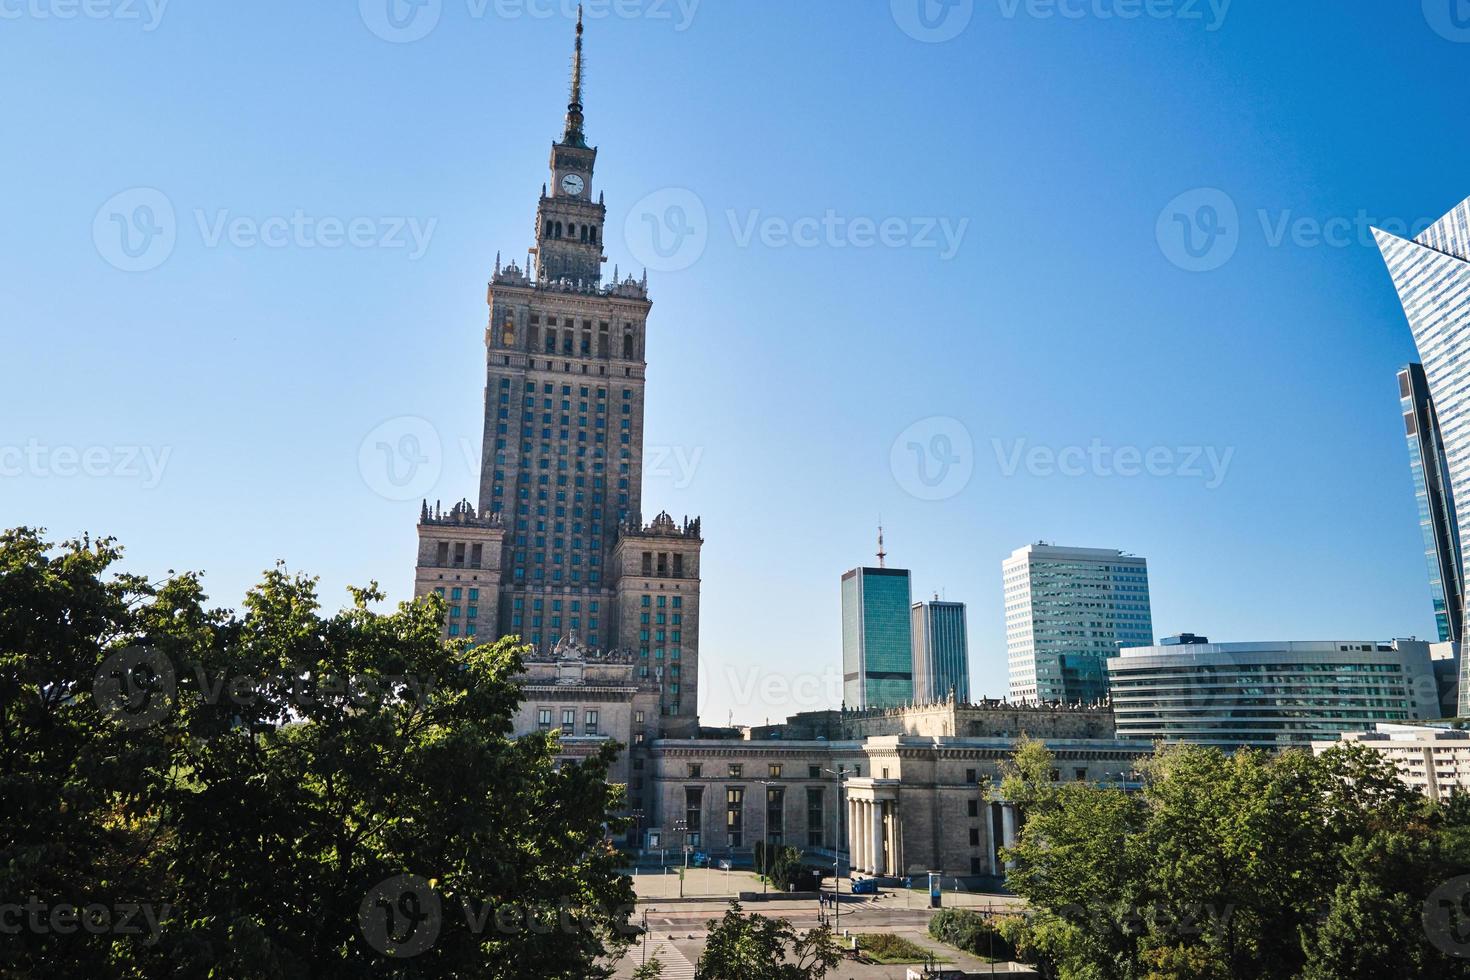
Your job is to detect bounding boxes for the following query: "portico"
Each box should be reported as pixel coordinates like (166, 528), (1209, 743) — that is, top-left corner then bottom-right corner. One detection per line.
(845, 777), (905, 877)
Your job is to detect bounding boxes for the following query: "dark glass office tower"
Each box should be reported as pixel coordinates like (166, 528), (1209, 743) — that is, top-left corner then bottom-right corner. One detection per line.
(841, 567), (914, 708)
(1399, 362), (1464, 644)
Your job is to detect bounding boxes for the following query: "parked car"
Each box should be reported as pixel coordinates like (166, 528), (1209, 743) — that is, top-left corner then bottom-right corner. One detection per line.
(850, 877), (878, 895)
(690, 851), (710, 868)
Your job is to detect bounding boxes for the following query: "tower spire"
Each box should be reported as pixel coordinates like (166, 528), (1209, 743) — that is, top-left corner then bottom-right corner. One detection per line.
(876, 521), (887, 569)
(562, 5), (587, 147)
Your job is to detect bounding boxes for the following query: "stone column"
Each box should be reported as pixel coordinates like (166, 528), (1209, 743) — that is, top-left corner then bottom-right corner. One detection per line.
(980, 801), (998, 876)
(871, 800), (886, 877)
(846, 797), (857, 873)
(882, 799), (893, 875)
(1001, 803), (1018, 871)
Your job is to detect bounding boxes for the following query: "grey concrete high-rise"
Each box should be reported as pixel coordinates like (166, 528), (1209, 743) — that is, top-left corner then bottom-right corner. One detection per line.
(1004, 543), (1153, 704)
(911, 598), (970, 703)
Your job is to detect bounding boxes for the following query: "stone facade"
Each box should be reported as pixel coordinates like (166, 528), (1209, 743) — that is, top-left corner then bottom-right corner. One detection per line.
(748, 699), (1118, 742)
(645, 734), (1152, 882)
(411, 12), (703, 736)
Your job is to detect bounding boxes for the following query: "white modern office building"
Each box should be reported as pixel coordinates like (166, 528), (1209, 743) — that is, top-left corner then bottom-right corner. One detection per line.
(1314, 723), (1470, 802)
(1107, 638), (1457, 751)
(1004, 543), (1153, 704)
(1377, 197), (1470, 715)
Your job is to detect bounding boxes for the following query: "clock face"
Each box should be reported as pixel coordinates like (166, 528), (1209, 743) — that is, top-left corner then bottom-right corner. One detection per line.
(561, 173), (585, 197)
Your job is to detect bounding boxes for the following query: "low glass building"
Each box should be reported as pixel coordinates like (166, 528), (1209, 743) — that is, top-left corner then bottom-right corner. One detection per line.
(1106, 639), (1455, 750)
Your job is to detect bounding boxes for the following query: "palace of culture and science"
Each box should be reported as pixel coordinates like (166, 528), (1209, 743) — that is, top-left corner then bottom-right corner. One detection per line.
(412, 9), (703, 742)
(407, 11), (1150, 877)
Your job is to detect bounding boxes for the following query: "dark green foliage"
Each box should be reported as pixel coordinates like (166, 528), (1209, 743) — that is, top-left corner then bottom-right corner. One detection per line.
(927, 908), (1017, 961)
(0, 528), (635, 978)
(995, 736), (1470, 980)
(695, 903), (840, 980)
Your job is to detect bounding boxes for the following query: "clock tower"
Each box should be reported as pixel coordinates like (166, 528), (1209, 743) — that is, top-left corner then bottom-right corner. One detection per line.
(533, 8), (605, 287)
(413, 5), (705, 739)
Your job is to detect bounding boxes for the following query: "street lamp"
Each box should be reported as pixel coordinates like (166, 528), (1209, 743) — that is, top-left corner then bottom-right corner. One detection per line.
(673, 818), (689, 898)
(640, 907), (657, 967)
(823, 766), (851, 934)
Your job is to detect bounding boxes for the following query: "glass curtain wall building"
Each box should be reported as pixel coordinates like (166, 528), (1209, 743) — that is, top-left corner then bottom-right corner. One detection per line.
(841, 567), (914, 708)
(1107, 639), (1449, 750)
(1398, 363), (1464, 644)
(911, 599), (971, 703)
(1003, 543), (1153, 704)
(1376, 197), (1470, 715)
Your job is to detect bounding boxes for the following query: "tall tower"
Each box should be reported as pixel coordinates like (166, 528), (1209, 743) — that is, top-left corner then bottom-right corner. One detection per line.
(1003, 543), (1153, 704)
(911, 597), (970, 703)
(840, 565), (914, 709)
(1377, 198), (1470, 717)
(415, 9), (703, 734)
(1398, 363), (1464, 644)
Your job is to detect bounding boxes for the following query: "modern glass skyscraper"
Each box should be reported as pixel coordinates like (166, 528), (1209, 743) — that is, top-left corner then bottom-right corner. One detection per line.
(1003, 543), (1153, 704)
(1376, 198), (1470, 717)
(841, 567), (914, 709)
(1398, 363), (1464, 644)
(911, 599), (970, 703)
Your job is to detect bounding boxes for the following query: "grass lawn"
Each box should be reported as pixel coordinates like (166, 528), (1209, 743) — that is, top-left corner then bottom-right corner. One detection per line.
(857, 933), (952, 965)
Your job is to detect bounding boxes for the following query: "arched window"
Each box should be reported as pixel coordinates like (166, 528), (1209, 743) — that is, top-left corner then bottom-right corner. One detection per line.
(502, 316), (515, 347)
(544, 220), (553, 237)
(623, 332), (634, 359)
(579, 225), (588, 243)
(555, 222), (563, 238)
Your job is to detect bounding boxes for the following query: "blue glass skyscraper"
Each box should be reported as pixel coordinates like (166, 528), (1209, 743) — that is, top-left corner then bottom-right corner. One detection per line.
(1376, 197), (1470, 715)
(841, 567), (914, 709)
(1397, 363), (1463, 644)
(911, 598), (970, 703)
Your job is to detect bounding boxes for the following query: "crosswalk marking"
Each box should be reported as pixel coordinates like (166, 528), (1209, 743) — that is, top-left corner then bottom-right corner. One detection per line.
(642, 940), (696, 979)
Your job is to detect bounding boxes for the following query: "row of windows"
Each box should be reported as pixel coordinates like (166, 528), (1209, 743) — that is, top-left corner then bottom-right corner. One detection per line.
(536, 707), (601, 735)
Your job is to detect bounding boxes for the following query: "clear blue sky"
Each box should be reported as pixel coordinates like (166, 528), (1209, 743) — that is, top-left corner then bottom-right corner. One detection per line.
(5, 1), (1470, 725)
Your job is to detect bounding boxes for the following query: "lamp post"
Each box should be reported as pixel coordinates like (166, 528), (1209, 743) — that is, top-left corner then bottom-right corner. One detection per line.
(823, 766), (851, 934)
(640, 907), (657, 967)
(673, 818), (689, 898)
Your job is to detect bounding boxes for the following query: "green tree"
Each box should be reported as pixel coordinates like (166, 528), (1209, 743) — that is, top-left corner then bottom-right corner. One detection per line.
(0, 528), (637, 978)
(695, 903), (840, 980)
(631, 955), (665, 979)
